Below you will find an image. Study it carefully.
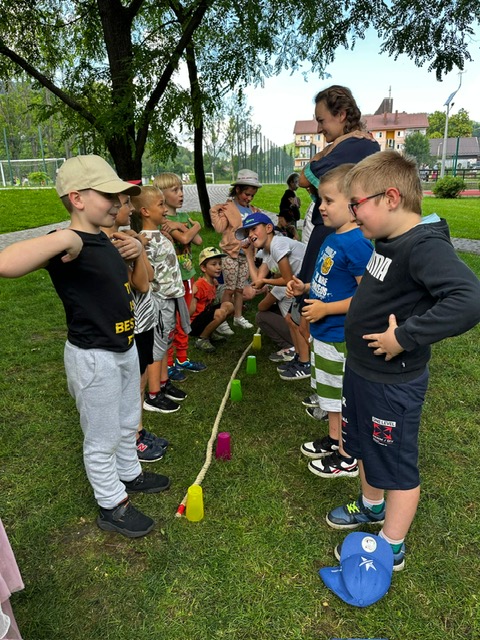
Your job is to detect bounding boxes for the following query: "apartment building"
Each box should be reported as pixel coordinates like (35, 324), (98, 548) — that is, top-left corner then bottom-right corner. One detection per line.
(293, 96), (428, 169)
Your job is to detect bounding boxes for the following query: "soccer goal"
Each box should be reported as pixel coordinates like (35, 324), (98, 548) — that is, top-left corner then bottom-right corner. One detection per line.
(0, 157), (65, 187)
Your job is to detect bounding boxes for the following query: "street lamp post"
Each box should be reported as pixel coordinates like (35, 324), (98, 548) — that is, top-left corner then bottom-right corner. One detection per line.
(440, 73), (463, 178)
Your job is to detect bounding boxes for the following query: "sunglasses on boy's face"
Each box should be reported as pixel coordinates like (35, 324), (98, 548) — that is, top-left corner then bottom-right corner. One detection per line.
(348, 192), (386, 218)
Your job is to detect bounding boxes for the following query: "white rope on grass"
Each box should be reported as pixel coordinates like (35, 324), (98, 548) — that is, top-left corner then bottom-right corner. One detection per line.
(175, 335), (257, 517)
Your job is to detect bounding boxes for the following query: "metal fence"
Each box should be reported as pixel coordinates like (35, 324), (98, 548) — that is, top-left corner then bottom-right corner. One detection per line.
(232, 124), (294, 184)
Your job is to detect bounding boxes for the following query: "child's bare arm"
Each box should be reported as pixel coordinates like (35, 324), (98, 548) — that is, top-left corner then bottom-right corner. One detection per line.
(111, 232), (143, 261)
(189, 284), (198, 316)
(129, 251), (150, 293)
(286, 275), (309, 298)
(302, 274), (361, 322)
(302, 297), (353, 323)
(251, 263), (270, 289)
(260, 255), (292, 288)
(189, 217), (203, 246)
(0, 229), (83, 277)
(244, 242), (266, 286)
(163, 219), (202, 246)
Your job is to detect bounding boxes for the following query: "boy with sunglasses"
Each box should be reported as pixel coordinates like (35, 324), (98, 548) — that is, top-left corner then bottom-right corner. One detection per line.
(0, 155), (171, 538)
(325, 150), (480, 570)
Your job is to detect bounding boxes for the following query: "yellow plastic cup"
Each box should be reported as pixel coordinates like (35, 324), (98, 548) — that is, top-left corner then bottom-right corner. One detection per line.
(186, 484), (204, 522)
(252, 333), (262, 350)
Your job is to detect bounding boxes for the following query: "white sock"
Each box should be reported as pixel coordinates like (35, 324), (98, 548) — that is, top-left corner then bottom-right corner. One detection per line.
(379, 529), (404, 550)
(362, 494), (385, 510)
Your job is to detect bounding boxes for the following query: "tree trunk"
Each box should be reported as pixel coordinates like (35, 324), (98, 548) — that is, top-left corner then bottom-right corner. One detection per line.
(186, 43), (211, 227)
(193, 123), (212, 228)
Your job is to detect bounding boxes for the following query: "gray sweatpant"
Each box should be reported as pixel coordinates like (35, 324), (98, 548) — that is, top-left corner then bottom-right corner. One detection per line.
(64, 341), (142, 509)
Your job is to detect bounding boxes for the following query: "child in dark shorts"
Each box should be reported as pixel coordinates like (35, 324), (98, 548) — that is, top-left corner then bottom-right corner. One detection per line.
(324, 150), (480, 571)
(190, 247), (234, 353)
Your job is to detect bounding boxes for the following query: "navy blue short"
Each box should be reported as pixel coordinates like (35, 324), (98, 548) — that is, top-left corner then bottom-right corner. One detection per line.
(134, 328), (154, 374)
(190, 304), (221, 337)
(341, 364), (429, 490)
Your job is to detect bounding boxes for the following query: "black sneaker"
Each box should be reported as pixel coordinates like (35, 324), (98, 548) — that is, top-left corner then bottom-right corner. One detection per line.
(122, 470), (171, 494)
(167, 364), (187, 383)
(163, 380), (187, 402)
(138, 429), (169, 449)
(137, 432), (166, 463)
(143, 392), (180, 413)
(279, 360), (311, 381)
(97, 499), (155, 538)
(305, 407), (328, 421)
(276, 354), (298, 372)
(302, 393), (319, 408)
(301, 434), (339, 459)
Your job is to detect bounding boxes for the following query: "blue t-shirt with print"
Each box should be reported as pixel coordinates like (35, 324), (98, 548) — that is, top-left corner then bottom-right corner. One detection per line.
(309, 228), (373, 342)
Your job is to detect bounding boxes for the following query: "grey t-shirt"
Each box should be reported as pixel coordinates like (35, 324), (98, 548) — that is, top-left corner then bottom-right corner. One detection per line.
(258, 235), (306, 313)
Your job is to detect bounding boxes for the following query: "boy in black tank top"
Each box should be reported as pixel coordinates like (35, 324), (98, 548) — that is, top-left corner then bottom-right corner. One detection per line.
(0, 155), (171, 538)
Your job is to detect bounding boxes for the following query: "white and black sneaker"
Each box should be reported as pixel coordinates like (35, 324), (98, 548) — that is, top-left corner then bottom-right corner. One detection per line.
(163, 380), (187, 402)
(268, 347), (295, 362)
(279, 360), (311, 381)
(305, 407), (328, 421)
(143, 392), (180, 413)
(301, 434), (339, 459)
(308, 451), (359, 478)
(302, 393), (319, 408)
(277, 354), (298, 372)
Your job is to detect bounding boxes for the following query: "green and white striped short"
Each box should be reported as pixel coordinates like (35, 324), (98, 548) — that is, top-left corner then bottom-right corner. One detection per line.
(310, 338), (346, 412)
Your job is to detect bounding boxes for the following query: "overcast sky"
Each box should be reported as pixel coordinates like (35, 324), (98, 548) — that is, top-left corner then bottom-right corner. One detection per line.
(243, 31), (480, 146)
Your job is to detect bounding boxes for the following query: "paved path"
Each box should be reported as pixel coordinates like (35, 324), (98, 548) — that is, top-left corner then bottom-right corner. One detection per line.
(1, 184), (479, 255)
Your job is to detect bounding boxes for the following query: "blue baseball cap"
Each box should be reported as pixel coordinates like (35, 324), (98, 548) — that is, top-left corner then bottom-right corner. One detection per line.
(235, 212), (274, 240)
(319, 533), (394, 608)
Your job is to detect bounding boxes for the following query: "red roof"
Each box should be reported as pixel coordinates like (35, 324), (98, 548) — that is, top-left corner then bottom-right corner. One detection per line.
(294, 113), (428, 135)
(363, 112), (428, 131)
(294, 119), (318, 135)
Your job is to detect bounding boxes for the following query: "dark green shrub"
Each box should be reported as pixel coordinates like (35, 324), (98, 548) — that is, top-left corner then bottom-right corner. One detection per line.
(432, 176), (465, 198)
(27, 171), (50, 185)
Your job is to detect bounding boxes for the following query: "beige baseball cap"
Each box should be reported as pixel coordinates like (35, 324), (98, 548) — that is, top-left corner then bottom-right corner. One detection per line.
(198, 246), (227, 265)
(55, 155), (142, 197)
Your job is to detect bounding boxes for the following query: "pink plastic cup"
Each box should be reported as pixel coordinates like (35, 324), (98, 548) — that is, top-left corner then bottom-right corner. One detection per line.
(216, 432), (231, 460)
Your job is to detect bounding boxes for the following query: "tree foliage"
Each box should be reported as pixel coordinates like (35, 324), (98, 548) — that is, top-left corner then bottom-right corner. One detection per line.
(427, 108), (474, 138)
(1, 0), (479, 187)
(404, 131), (431, 166)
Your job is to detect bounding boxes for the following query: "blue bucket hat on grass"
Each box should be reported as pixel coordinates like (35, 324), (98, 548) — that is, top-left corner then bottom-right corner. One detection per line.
(319, 532), (394, 608)
(235, 212), (274, 240)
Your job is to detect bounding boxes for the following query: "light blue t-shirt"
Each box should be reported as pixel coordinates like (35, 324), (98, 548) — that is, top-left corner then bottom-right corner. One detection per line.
(309, 228), (373, 342)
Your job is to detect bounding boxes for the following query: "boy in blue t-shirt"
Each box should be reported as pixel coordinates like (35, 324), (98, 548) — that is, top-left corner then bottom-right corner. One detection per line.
(287, 164), (373, 478)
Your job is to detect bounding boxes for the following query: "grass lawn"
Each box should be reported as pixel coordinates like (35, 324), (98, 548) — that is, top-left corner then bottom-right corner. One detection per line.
(1, 186), (479, 240)
(0, 204), (479, 639)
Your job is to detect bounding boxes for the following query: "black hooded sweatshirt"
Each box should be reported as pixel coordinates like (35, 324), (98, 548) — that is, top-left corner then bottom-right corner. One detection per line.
(345, 218), (480, 383)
